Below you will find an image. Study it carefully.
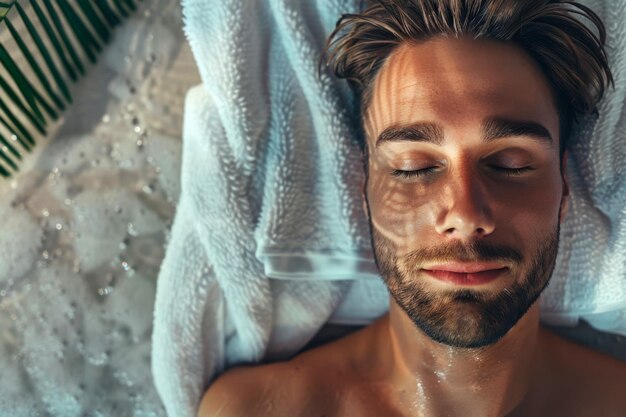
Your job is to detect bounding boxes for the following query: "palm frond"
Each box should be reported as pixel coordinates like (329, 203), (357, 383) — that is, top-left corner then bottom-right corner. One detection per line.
(0, 0), (143, 178)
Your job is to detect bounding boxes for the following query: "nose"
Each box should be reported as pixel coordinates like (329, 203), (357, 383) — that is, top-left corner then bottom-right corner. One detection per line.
(434, 172), (495, 240)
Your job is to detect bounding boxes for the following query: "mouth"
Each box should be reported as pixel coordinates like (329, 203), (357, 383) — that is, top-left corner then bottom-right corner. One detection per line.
(422, 262), (508, 286)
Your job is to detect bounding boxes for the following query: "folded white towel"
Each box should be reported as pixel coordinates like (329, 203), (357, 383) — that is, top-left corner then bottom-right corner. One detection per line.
(152, 1), (626, 416)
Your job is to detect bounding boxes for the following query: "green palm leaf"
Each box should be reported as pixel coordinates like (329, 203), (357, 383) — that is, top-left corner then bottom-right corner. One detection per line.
(0, 0), (143, 178)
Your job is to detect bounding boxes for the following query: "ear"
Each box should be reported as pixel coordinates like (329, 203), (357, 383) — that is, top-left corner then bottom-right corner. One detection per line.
(559, 150), (570, 224)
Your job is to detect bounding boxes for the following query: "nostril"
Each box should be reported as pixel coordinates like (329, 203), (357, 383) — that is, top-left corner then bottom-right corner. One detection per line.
(444, 226), (488, 238)
(444, 227), (456, 235)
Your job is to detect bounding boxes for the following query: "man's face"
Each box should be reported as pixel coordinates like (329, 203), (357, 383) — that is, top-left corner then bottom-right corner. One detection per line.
(363, 37), (568, 348)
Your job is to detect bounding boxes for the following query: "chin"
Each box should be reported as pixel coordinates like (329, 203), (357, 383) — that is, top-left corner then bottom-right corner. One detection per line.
(392, 276), (549, 349)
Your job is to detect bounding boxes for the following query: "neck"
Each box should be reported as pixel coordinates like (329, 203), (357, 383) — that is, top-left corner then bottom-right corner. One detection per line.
(378, 297), (543, 417)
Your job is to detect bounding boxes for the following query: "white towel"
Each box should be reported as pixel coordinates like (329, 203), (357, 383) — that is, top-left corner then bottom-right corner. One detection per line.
(151, 1), (626, 416)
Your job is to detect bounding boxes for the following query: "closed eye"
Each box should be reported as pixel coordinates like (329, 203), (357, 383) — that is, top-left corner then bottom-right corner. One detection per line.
(391, 165), (534, 179)
(488, 165), (534, 176)
(391, 167), (438, 179)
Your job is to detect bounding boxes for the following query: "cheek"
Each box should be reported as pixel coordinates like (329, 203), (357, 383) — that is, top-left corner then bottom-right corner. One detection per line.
(366, 159), (437, 249)
(492, 172), (563, 239)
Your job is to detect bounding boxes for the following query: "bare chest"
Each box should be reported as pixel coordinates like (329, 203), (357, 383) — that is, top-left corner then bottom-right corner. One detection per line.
(284, 380), (616, 417)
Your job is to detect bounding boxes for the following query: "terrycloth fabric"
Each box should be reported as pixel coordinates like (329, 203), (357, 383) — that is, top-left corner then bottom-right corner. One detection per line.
(152, 0), (626, 416)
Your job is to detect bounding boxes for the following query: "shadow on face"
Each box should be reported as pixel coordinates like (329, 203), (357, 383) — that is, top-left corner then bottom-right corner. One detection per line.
(362, 36), (568, 348)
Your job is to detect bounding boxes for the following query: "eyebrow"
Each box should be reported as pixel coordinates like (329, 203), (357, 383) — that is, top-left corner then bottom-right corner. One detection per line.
(375, 117), (553, 148)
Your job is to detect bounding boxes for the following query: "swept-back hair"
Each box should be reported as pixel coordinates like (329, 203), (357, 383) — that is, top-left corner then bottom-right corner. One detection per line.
(322, 0), (614, 153)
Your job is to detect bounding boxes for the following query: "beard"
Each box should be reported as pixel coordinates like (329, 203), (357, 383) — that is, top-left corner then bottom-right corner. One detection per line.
(369, 215), (560, 349)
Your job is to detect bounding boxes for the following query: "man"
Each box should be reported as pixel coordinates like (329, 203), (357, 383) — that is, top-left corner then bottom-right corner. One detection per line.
(198, 1), (626, 416)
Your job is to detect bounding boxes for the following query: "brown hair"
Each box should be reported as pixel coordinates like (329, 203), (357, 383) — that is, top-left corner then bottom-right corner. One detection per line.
(322, 0), (614, 154)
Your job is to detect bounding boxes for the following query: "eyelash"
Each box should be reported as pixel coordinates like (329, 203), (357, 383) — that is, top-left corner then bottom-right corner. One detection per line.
(391, 166), (534, 179)
(392, 167), (438, 179)
(490, 166), (534, 176)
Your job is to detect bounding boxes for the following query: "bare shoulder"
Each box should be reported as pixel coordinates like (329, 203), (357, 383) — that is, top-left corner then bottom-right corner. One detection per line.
(196, 321), (384, 417)
(547, 328), (626, 381)
(541, 328), (626, 415)
(197, 363), (287, 417)
(196, 357), (333, 417)
(196, 365), (256, 417)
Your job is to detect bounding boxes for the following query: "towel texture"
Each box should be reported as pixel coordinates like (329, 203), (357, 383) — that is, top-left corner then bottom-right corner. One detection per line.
(152, 1), (626, 416)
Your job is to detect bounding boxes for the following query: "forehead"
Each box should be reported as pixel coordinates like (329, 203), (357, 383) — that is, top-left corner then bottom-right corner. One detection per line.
(365, 36), (559, 143)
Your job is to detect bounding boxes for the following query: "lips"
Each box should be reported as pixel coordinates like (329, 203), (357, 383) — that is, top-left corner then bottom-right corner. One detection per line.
(422, 263), (508, 286)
